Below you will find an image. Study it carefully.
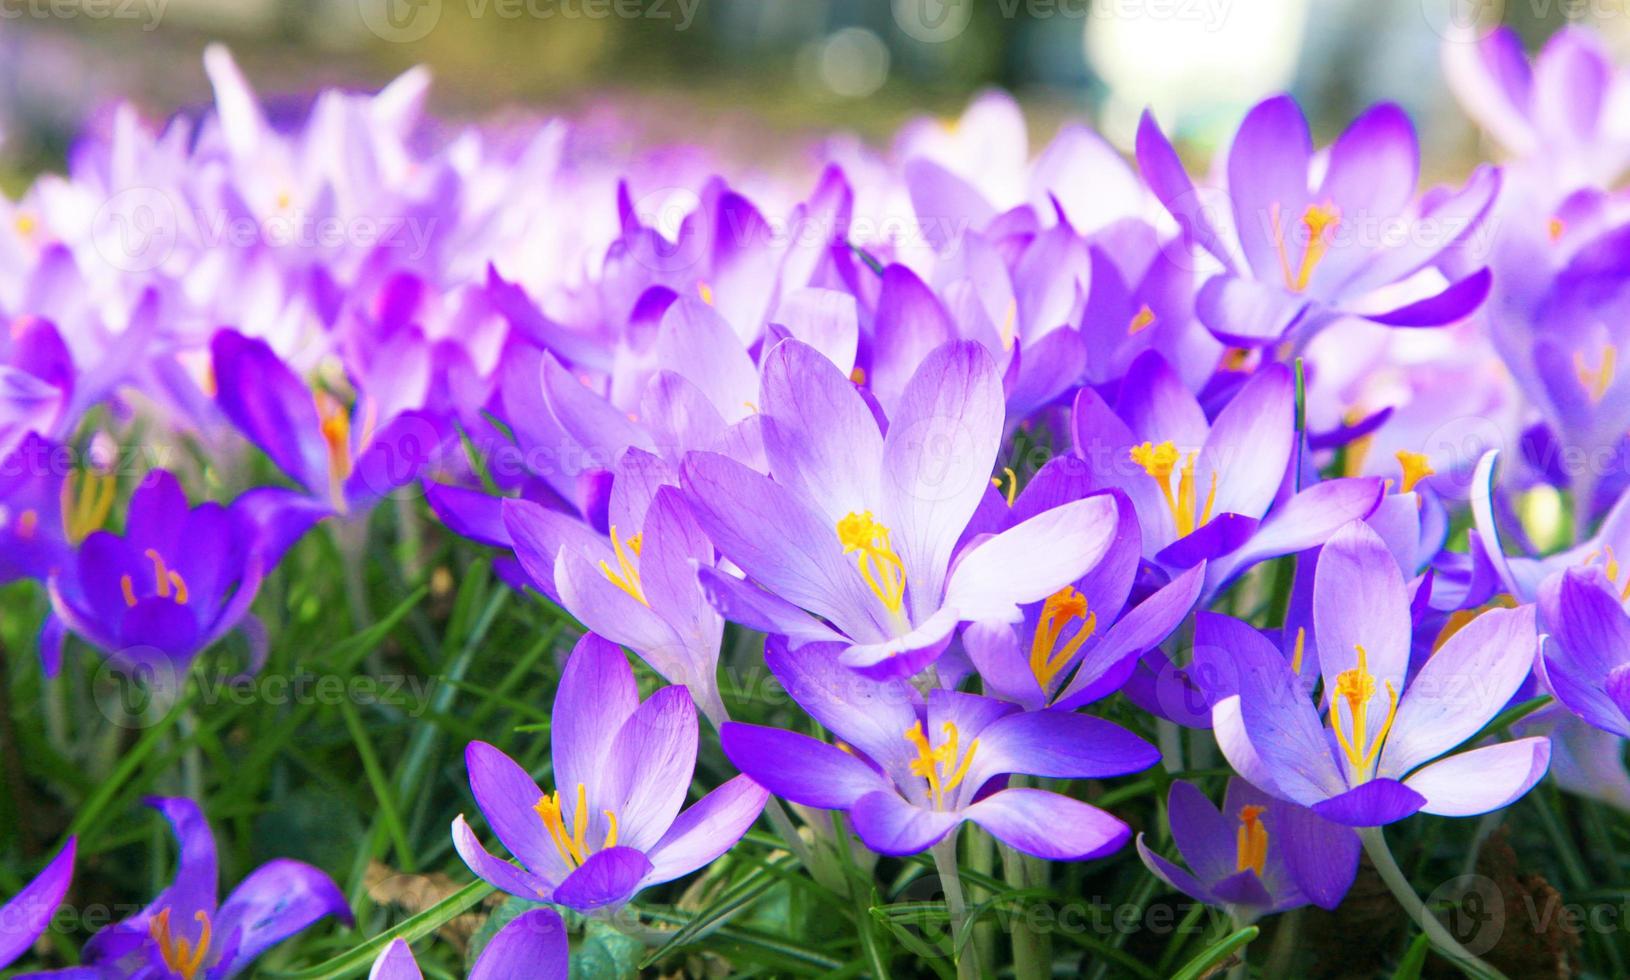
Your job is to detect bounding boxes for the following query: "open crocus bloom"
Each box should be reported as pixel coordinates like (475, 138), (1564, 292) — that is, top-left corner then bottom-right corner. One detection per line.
(721, 641), (1158, 858)
(451, 634), (766, 912)
(1138, 95), (1498, 348)
(1539, 566), (1630, 738)
(503, 449), (728, 724)
(368, 910), (568, 980)
(1072, 351), (1381, 595)
(44, 471), (267, 678)
(0, 838), (73, 971)
(1136, 779), (1356, 917)
(1213, 521), (1549, 826)
(961, 475), (1206, 710)
(211, 329), (445, 516)
(685, 338), (1121, 678)
(21, 798), (348, 979)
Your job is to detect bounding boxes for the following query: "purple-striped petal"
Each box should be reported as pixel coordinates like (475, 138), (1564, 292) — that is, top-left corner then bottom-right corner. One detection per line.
(720, 722), (888, 809)
(643, 775), (767, 886)
(0, 837), (74, 968)
(469, 909), (569, 980)
(1402, 738), (1551, 817)
(964, 788), (1130, 860)
(551, 847), (653, 911)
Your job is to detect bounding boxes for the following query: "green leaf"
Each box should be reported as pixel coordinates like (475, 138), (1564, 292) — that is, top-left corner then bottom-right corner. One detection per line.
(1392, 931), (1431, 980)
(1169, 925), (1258, 980)
(263, 879), (493, 979)
(572, 919), (644, 980)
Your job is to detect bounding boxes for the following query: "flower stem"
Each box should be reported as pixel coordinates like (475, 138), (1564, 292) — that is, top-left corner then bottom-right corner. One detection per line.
(1359, 826), (1509, 980)
(931, 833), (981, 980)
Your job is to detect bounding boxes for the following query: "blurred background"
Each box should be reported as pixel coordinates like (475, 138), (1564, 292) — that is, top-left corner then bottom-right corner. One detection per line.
(0, 0), (1617, 186)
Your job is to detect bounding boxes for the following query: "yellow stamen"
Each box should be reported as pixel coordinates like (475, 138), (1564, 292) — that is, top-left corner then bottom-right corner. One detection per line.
(697, 280), (715, 306)
(59, 468), (116, 544)
(145, 548), (172, 599)
(119, 550), (189, 606)
(1029, 586), (1097, 692)
(837, 511), (907, 615)
(1130, 441), (1217, 537)
(1548, 215), (1566, 243)
(316, 391), (353, 509)
(1328, 644), (1400, 780)
(1290, 626), (1306, 675)
(990, 467), (1018, 508)
(849, 366), (866, 385)
(1272, 201), (1340, 293)
(1235, 805), (1268, 876)
(905, 721), (979, 810)
(1000, 300), (1018, 351)
(1576, 346), (1617, 403)
(14, 508), (37, 540)
(14, 213), (36, 238)
(149, 908), (212, 980)
(1127, 303), (1156, 336)
(533, 783), (618, 870)
(120, 574), (137, 607)
(599, 525), (648, 606)
(1221, 348), (1254, 372)
(1396, 450), (1434, 494)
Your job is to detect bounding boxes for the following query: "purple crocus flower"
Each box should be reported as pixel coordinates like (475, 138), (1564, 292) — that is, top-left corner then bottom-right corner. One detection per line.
(721, 640), (1158, 858)
(451, 634), (766, 912)
(210, 329), (445, 516)
(684, 338), (1122, 678)
(44, 471), (267, 678)
(23, 797), (348, 979)
(1137, 95), (1499, 348)
(960, 474), (1206, 711)
(1213, 520), (1549, 826)
(1135, 779), (1356, 917)
(502, 449), (728, 724)
(1538, 565), (1630, 738)
(0, 838), (74, 971)
(1072, 351), (1382, 596)
(367, 909), (568, 980)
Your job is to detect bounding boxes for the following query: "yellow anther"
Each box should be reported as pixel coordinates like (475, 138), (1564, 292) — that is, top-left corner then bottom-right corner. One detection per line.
(120, 575), (137, 608)
(14, 213), (36, 238)
(1328, 644), (1400, 780)
(1548, 215), (1566, 243)
(1235, 805), (1269, 876)
(534, 782), (619, 870)
(1576, 346), (1617, 403)
(149, 908), (212, 980)
(990, 467), (1018, 507)
(60, 468), (116, 544)
(905, 721), (979, 810)
(1130, 441), (1217, 538)
(1029, 585), (1097, 692)
(1000, 300), (1018, 351)
(599, 524), (648, 606)
(697, 280), (715, 306)
(1272, 201), (1340, 293)
(14, 508), (37, 540)
(1127, 304), (1156, 336)
(849, 366), (866, 385)
(837, 511), (907, 615)
(145, 548), (172, 599)
(1290, 626), (1306, 675)
(1396, 450), (1435, 494)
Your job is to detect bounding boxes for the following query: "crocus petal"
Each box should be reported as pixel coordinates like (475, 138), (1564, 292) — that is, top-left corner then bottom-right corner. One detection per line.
(695, 568), (847, 647)
(849, 790), (961, 856)
(1194, 275), (1310, 347)
(464, 742), (561, 879)
(759, 338), (883, 522)
(871, 265), (958, 411)
(1401, 738), (1552, 817)
(368, 939), (423, 980)
(655, 297), (758, 421)
(1164, 780), (1234, 884)
(1314, 520), (1411, 735)
(765, 638), (919, 777)
(210, 330), (328, 494)
(1135, 109), (1239, 272)
(1364, 268), (1492, 326)
(1198, 364), (1293, 519)
(1227, 95), (1313, 281)
(1309, 779), (1426, 827)
(470, 909), (569, 980)
(643, 775), (768, 886)
(211, 859), (352, 977)
(551, 635), (639, 814)
(0, 837), (74, 968)
(1273, 804), (1360, 911)
(720, 722), (889, 809)
(450, 815), (553, 900)
(1379, 605), (1538, 778)
(551, 847), (654, 911)
(966, 710), (1159, 791)
(602, 686), (698, 851)
(773, 288), (859, 376)
(1136, 835), (1216, 905)
(942, 495), (1120, 622)
(964, 787), (1130, 861)
(881, 340), (1003, 610)
(1203, 478), (1383, 591)
(1209, 870), (1277, 910)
